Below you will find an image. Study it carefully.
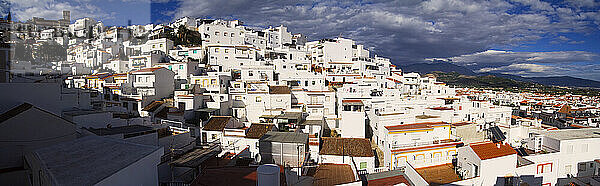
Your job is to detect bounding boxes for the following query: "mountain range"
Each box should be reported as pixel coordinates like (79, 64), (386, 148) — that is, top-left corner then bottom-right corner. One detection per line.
(398, 63), (600, 88)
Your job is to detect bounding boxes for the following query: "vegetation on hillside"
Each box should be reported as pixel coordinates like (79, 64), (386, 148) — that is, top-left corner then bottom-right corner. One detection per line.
(164, 25), (202, 47)
(431, 71), (600, 96)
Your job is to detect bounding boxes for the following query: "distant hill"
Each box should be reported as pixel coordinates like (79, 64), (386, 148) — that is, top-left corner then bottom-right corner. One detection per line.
(398, 62), (600, 88)
(431, 71), (539, 89)
(430, 71), (600, 96)
(398, 63), (477, 76)
(525, 76), (600, 88)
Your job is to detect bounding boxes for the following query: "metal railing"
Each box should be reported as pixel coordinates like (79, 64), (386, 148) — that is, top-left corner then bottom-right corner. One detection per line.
(160, 182), (190, 186)
(371, 166), (390, 173)
(391, 140), (439, 149)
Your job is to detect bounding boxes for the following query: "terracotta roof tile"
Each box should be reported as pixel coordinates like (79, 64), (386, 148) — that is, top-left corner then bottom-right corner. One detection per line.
(320, 137), (374, 157)
(367, 175), (409, 186)
(245, 124), (274, 139)
(203, 116), (232, 131)
(269, 85), (291, 94)
(132, 67), (165, 73)
(142, 101), (163, 112)
(314, 164), (356, 186)
(469, 142), (517, 160)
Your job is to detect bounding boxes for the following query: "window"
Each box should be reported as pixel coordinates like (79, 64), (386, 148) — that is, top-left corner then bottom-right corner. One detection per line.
(193, 50), (197, 54)
(211, 134), (217, 139)
(179, 65), (184, 70)
(224, 32), (227, 36)
(565, 165), (572, 174)
(325, 96), (331, 102)
(256, 96), (262, 102)
(225, 49), (229, 53)
(215, 31), (219, 36)
(581, 144), (588, 153)
(566, 145), (573, 154)
(579, 163), (586, 171)
(214, 48), (219, 53)
(538, 163), (553, 174)
(235, 96), (242, 100)
(231, 33), (234, 37)
(360, 162), (367, 170)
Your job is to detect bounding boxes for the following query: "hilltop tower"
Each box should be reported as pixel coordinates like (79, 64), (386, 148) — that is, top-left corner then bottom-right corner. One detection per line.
(63, 11), (70, 22)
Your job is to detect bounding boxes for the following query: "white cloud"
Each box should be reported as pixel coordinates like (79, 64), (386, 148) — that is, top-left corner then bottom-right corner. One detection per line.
(438, 50), (598, 65)
(7, 0), (118, 22)
(477, 63), (553, 74)
(167, 0), (600, 63)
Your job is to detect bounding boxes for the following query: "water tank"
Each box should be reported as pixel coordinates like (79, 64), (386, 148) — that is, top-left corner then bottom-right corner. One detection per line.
(257, 164), (280, 186)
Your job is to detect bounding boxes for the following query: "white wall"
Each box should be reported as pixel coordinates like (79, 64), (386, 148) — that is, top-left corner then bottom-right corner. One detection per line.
(95, 147), (163, 186)
(339, 111), (365, 138)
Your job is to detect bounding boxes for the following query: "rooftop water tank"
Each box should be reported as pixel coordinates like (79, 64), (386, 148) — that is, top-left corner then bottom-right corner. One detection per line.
(257, 164), (280, 186)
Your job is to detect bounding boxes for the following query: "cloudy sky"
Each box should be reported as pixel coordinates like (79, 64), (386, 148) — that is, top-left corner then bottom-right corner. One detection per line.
(4, 0), (600, 80)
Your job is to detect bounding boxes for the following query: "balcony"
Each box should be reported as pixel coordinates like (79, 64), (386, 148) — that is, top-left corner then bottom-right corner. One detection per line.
(390, 139), (459, 150)
(228, 87), (246, 93)
(134, 81), (155, 88)
(307, 101), (324, 106)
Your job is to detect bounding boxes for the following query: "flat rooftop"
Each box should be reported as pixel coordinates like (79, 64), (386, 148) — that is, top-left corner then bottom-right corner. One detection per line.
(259, 131), (308, 144)
(542, 128), (600, 140)
(191, 165), (285, 186)
(62, 109), (109, 116)
(87, 125), (155, 136)
(416, 163), (461, 186)
(32, 136), (161, 186)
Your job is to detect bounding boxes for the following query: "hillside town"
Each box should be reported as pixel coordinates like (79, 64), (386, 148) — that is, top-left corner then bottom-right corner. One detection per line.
(1, 11), (600, 186)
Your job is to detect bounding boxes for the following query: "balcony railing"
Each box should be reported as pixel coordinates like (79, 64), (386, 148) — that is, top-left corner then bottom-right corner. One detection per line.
(390, 140), (457, 150)
(228, 87), (246, 93)
(371, 166), (391, 173)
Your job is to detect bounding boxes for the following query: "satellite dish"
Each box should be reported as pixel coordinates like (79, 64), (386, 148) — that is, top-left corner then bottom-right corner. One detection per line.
(255, 153), (262, 163)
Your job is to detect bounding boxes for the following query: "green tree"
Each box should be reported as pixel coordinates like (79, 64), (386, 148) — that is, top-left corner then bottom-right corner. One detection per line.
(165, 25), (202, 46)
(34, 42), (67, 63)
(12, 43), (33, 61)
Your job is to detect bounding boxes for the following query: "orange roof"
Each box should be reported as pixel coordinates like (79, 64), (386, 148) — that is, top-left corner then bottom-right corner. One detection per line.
(133, 67), (165, 73)
(428, 107), (453, 111)
(367, 175), (409, 186)
(469, 142), (516, 160)
(437, 97), (460, 100)
(451, 122), (473, 126)
(571, 124), (590, 128)
(385, 122), (449, 132)
(386, 77), (402, 83)
(558, 105), (572, 114)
